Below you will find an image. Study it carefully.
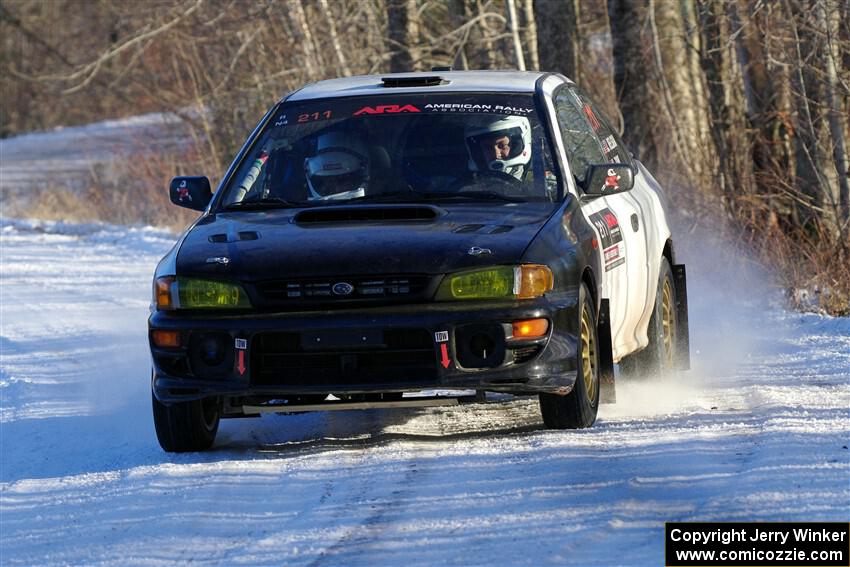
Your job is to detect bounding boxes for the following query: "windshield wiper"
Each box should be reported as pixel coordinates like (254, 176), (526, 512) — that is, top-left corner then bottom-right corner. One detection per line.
(223, 197), (300, 211)
(343, 191), (525, 204)
(343, 192), (422, 203)
(416, 191), (525, 203)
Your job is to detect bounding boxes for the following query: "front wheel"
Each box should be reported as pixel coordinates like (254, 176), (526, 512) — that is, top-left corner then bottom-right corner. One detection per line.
(539, 282), (599, 429)
(152, 390), (220, 452)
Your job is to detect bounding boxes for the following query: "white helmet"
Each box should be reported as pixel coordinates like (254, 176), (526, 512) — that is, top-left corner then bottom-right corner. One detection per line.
(304, 131), (369, 201)
(464, 116), (532, 180)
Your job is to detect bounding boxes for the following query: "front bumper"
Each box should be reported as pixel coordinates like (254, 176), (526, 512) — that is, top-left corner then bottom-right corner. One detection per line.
(149, 296), (579, 404)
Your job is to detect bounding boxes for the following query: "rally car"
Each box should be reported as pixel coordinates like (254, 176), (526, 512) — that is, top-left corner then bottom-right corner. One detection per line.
(149, 70), (690, 452)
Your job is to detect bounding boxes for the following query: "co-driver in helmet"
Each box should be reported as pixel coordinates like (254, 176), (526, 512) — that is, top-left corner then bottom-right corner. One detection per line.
(464, 115), (532, 181)
(304, 130), (370, 201)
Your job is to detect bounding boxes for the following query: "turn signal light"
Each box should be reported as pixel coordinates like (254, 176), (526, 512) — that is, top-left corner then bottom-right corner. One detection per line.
(516, 265), (554, 299)
(512, 318), (549, 338)
(155, 277), (175, 310)
(152, 330), (181, 348)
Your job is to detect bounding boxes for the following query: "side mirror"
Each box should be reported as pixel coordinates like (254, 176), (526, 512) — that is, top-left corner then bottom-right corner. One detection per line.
(581, 163), (635, 197)
(169, 176), (212, 211)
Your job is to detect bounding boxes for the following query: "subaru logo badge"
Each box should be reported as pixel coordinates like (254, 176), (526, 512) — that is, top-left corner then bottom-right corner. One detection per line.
(332, 282), (354, 296)
(468, 246), (492, 257)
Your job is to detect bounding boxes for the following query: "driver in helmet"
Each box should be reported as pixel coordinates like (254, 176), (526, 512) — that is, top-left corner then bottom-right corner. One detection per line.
(304, 131), (370, 201)
(464, 115), (532, 181)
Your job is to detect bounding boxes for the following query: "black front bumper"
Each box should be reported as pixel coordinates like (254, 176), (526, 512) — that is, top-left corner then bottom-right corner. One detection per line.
(149, 297), (579, 404)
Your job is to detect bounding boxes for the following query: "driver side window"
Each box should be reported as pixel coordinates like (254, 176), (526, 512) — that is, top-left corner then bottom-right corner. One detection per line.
(553, 87), (605, 186)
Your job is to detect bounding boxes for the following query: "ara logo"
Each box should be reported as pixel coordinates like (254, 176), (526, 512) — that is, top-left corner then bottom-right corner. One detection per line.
(353, 104), (421, 116)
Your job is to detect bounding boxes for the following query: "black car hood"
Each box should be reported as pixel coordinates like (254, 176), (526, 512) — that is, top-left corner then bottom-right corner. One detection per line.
(176, 203), (555, 280)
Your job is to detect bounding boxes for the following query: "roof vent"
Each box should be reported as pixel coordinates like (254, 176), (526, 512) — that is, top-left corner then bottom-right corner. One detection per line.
(381, 75), (444, 88)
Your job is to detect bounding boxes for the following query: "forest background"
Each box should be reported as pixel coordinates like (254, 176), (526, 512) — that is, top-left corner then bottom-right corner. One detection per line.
(1, 0), (848, 314)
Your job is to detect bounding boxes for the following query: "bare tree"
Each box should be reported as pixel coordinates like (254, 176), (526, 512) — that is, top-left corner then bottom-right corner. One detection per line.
(387, 0), (420, 72)
(289, 0), (323, 78)
(608, 0), (659, 166)
(785, 0), (830, 230)
(533, 0), (579, 80)
(505, 0), (527, 70)
(819, 0), (850, 239)
(318, 0), (352, 77)
(652, 0), (712, 180)
(520, 0), (539, 70)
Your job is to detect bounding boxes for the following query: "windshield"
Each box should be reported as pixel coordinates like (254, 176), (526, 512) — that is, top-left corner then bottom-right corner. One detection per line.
(218, 94), (561, 209)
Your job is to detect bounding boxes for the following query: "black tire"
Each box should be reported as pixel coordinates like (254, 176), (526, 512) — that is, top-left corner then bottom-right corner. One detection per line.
(290, 394), (328, 405)
(365, 392), (404, 402)
(538, 282), (599, 429)
(619, 257), (678, 379)
(152, 390), (220, 452)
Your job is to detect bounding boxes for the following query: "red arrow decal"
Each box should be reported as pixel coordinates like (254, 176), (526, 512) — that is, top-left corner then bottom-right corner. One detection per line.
(440, 343), (451, 369)
(237, 350), (246, 375)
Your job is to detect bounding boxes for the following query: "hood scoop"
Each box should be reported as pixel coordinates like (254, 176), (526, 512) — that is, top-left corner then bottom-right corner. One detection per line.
(294, 205), (440, 225)
(209, 231), (260, 243)
(453, 224), (514, 234)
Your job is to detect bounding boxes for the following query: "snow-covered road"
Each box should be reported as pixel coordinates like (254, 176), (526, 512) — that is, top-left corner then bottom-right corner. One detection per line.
(1, 218), (848, 566)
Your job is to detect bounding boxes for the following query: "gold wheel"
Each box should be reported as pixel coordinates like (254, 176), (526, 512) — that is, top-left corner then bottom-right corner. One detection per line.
(580, 302), (597, 403)
(661, 277), (676, 366)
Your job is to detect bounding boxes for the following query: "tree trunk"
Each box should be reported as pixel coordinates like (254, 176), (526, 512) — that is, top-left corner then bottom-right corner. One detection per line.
(505, 0), (527, 70)
(786, 0), (826, 230)
(475, 0), (499, 69)
(534, 0), (579, 80)
(449, 0), (471, 70)
(696, 0), (732, 198)
(520, 0), (540, 70)
(734, 0), (793, 207)
(318, 0), (352, 77)
(387, 0), (420, 72)
(608, 0), (658, 166)
(652, 0), (706, 179)
(820, 0), (849, 240)
(288, 0), (321, 79)
(680, 0), (713, 165)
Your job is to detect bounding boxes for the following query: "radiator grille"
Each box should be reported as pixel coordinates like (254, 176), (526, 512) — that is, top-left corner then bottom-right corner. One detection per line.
(253, 275), (432, 306)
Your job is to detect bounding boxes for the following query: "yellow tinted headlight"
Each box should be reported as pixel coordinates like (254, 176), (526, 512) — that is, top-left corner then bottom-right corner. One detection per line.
(445, 266), (515, 300)
(177, 277), (251, 309)
(436, 265), (553, 301)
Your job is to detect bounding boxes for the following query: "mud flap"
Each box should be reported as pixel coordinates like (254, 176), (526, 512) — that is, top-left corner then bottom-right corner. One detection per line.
(673, 264), (691, 370)
(598, 298), (616, 403)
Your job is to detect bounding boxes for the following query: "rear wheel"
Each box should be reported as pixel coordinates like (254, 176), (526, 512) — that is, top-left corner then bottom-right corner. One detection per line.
(152, 391), (220, 452)
(539, 283), (599, 429)
(620, 257), (677, 379)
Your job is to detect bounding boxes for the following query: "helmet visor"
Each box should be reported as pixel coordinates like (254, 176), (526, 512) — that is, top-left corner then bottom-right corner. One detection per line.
(467, 127), (526, 168)
(309, 169), (366, 197)
(305, 149), (367, 197)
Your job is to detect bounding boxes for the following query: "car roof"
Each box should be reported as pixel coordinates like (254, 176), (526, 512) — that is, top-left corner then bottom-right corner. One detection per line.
(285, 70), (553, 102)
